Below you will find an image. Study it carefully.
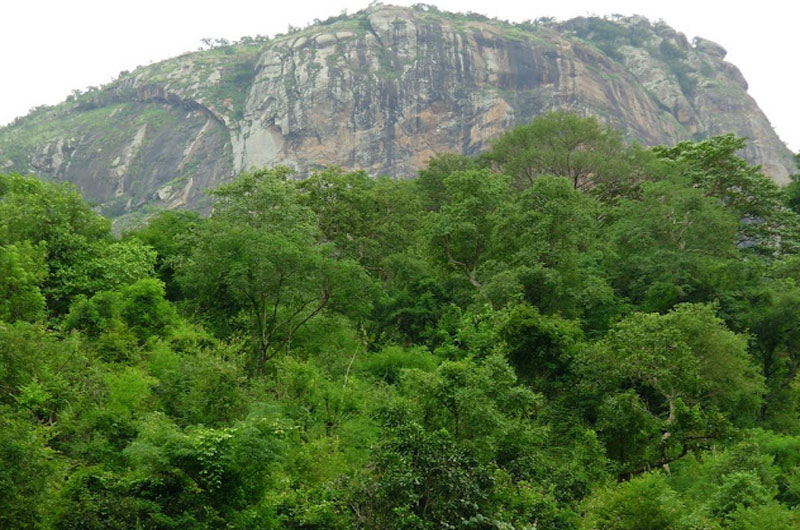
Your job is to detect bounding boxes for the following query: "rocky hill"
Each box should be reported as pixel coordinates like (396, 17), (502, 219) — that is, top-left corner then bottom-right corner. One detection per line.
(0, 4), (794, 224)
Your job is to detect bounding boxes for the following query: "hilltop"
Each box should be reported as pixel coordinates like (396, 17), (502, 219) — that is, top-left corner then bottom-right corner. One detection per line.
(0, 4), (794, 225)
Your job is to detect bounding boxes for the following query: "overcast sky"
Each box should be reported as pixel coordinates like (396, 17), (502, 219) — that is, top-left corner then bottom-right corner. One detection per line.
(3, 0), (798, 151)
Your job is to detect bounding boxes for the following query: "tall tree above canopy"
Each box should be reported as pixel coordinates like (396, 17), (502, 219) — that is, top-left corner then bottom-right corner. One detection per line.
(482, 111), (648, 196)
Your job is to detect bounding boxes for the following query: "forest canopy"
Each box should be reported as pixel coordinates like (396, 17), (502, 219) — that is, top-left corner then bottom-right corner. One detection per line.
(2, 112), (800, 529)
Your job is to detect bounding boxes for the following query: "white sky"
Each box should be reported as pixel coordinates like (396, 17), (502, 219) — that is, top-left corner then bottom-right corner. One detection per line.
(2, 1), (798, 152)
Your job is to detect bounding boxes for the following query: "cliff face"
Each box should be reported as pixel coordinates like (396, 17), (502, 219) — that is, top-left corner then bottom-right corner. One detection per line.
(0, 5), (794, 224)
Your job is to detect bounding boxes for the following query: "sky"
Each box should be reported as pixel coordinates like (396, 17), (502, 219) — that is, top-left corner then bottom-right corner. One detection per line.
(2, 1), (798, 151)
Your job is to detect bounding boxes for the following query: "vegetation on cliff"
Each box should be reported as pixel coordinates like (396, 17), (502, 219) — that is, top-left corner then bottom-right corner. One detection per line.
(2, 113), (800, 528)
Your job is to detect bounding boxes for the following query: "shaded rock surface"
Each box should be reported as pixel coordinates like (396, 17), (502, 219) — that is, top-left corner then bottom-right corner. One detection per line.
(0, 5), (794, 226)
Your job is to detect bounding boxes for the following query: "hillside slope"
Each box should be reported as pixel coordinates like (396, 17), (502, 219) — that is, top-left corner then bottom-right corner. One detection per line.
(0, 4), (794, 223)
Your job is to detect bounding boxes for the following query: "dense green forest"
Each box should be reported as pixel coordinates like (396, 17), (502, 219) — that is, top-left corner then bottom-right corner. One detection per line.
(3, 112), (800, 529)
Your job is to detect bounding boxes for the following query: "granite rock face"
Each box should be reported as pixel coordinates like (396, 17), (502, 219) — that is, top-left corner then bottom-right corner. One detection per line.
(0, 5), (794, 224)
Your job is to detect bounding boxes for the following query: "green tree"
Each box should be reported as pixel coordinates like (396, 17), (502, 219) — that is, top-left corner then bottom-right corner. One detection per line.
(0, 242), (46, 323)
(0, 173), (158, 314)
(65, 278), (177, 355)
(489, 176), (621, 328)
(786, 153), (800, 214)
(357, 418), (492, 529)
(401, 354), (541, 456)
(607, 179), (740, 312)
(128, 210), (200, 300)
(0, 322), (86, 424)
(425, 168), (512, 292)
(585, 303), (764, 475)
(0, 411), (56, 530)
(483, 111), (650, 196)
(0, 173), (110, 313)
(654, 134), (800, 255)
(298, 167), (422, 278)
(744, 281), (800, 427)
(707, 471), (775, 519)
(416, 153), (477, 211)
(178, 167), (372, 372)
(498, 302), (584, 389)
(118, 278), (178, 343)
(582, 472), (688, 530)
(728, 502), (800, 530)
(52, 411), (284, 529)
(371, 253), (451, 345)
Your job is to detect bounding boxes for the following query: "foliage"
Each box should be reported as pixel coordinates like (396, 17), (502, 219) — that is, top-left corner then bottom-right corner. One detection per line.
(359, 419), (492, 529)
(298, 167), (422, 278)
(424, 168), (512, 292)
(566, 16), (653, 61)
(0, 173), (110, 313)
(606, 178), (740, 312)
(582, 472), (688, 529)
(1, 115), (799, 528)
(128, 209), (200, 300)
(0, 242), (46, 322)
(0, 410), (57, 529)
(654, 134), (800, 255)
(482, 111), (654, 197)
(178, 167), (372, 372)
(584, 303), (764, 475)
(786, 154), (800, 214)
